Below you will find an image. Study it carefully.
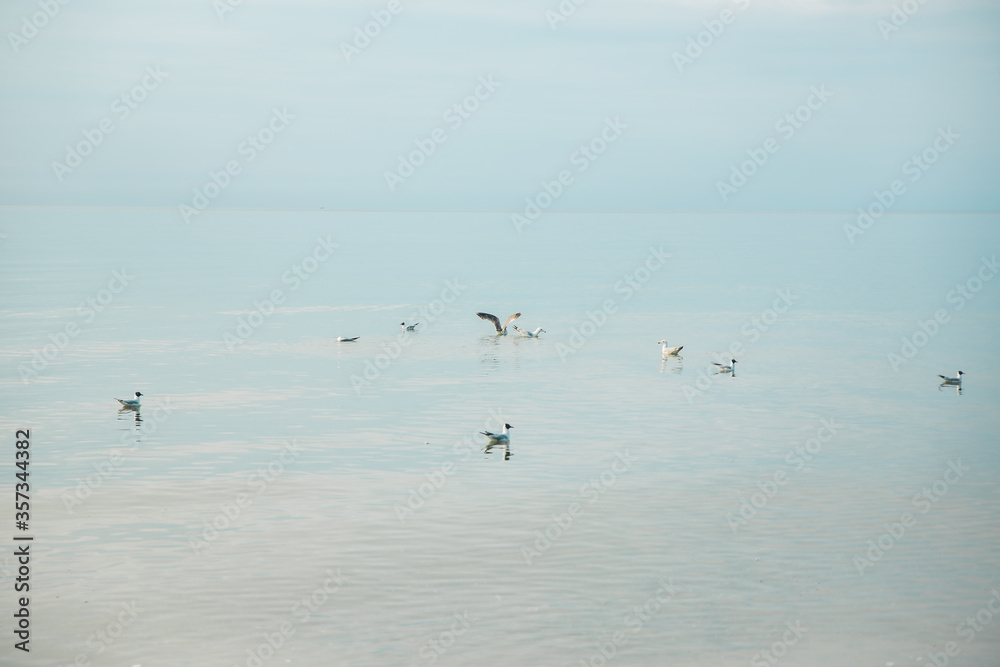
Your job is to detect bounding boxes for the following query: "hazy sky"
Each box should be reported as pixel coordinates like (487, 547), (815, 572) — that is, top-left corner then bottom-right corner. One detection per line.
(0, 0), (997, 211)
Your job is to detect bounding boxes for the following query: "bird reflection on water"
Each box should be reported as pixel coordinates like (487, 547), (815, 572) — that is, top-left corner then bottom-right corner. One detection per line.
(938, 380), (963, 395)
(659, 355), (683, 375)
(484, 441), (511, 461)
(118, 406), (142, 424)
(117, 402), (144, 452)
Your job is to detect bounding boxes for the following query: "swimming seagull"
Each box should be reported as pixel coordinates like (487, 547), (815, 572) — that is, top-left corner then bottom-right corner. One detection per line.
(480, 423), (513, 444)
(713, 359), (738, 373)
(658, 340), (684, 356)
(938, 371), (964, 384)
(116, 391), (143, 408)
(336, 336), (359, 342)
(400, 322), (419, 332)
(477, 312), (521, 335)
(512, 325), (546, 338)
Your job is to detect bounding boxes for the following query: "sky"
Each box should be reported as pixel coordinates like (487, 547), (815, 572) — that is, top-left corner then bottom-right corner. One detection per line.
(0, 0), (997, 211)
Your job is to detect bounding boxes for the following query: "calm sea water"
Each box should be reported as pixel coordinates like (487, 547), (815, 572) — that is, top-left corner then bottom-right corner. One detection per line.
(1, 210), (998, 666)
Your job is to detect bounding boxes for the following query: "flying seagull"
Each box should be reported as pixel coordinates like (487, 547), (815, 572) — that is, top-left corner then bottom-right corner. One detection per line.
(337, 336), (359, 342)
(658, 340), (683, 357)
(713, 359), (738, 373)
(116, 391), (143, 408)
(513, 325), (546, 338)
(938, 371), (964, 384)
(477, 312), (521, 335)
(400, 322), (419, 332)
(480, 423), (513, 443)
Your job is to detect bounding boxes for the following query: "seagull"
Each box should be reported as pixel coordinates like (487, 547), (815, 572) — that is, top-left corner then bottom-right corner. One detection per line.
(400, 322), (419, 332)
(477, 312), (520, 335)
(336, 336), (359, 342)
(713, 359), (737, 373)
(480, 423), (513, 444)
(512, 325), (546, 338)
(116, 391), (143, 408)
(938, 371), (964, 384)
(658, 340), (683, 356)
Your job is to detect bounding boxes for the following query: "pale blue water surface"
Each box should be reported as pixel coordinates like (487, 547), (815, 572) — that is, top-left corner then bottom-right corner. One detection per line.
(0, 211), (998, 666)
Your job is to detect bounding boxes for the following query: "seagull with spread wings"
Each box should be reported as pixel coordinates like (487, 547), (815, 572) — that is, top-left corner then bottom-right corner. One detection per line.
(477, 311), (521, 335)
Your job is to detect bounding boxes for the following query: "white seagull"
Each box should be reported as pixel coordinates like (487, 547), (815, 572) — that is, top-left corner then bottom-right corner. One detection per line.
(938, 371), (964, 384)
(337, 336), (359, 342)
(480, 423), (513, 444)
(116, 391), (143, 408)
(400, 322), (419, 332)
(713, 359), (738, 373)
(513, 325), (546, 338)
(477, 312), (521, 335)
(658, 340), (684, 356)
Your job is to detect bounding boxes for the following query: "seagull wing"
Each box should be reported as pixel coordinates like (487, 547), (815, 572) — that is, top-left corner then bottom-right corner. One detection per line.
(477, 312), (502, 332)
(712, 362), (725, 368)
(503, 313), (522, 329)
